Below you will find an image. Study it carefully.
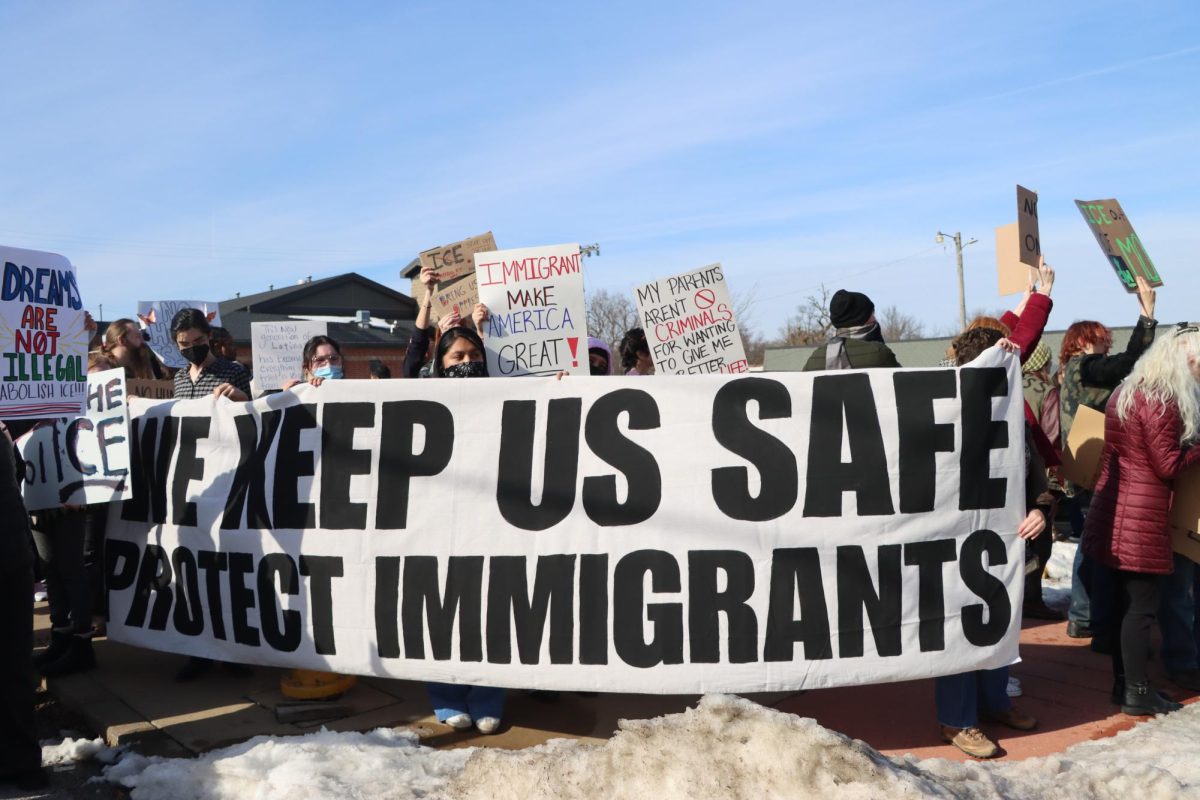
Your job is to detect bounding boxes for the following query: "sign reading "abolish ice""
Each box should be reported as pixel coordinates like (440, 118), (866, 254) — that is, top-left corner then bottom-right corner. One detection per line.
(105, 348), (1025, 694)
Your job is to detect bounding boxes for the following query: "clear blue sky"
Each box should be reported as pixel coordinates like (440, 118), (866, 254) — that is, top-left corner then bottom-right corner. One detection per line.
(3, 1), (1198, 340)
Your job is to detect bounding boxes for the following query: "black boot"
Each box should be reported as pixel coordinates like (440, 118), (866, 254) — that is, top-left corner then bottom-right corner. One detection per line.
(33, 630), (71, 667)
(39, 634), (96, 677)
(1122, 681), (1183, 716)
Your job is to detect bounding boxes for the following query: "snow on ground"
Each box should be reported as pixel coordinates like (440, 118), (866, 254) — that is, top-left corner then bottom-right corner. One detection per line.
(40, 735), (116, 766)
(1042, 539), (1076, 614)
(103, 694), (1200, 800)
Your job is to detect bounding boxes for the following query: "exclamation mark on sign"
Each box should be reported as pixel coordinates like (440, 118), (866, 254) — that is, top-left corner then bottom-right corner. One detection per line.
(567, 337), (579, 367)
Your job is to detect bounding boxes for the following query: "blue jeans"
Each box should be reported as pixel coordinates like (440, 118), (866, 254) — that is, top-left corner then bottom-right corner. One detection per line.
(935, 667), (1011, 729)
(1159, 553), (1200, 673)
(1069, 529), (1112, 630)
(427, 683), (506, 722)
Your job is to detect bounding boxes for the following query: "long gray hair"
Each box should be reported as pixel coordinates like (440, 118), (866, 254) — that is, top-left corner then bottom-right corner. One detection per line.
(1116, 326), (1200, 444)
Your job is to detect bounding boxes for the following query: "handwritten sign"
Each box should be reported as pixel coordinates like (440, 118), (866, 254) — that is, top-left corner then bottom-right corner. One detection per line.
(126, 378), (175, 400)
(419, 232), (497, 285)
(137, 300), (222, 369)
(0, 245), (88, 419)
(431, 274), (479, 320)
(15, 368), (130, 510)
(995, 223), (1028, 296)
(251, 320), (329, 391)
(634, 263), (748, 375)
(1016, 185), (1040, 267)
(475, 243), (589, 377)
(1075, 198), (1163, 293)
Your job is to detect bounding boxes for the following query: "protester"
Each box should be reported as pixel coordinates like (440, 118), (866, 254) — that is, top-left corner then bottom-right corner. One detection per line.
(418, 302), (504, 734)
(0, 420), (46, 791)
(171, 308), (251, 402)
(282, 335), (344, 390)
(619, 328), (655, 375)
(1060, 277), (1157, 648)
(209, 326), (239, 364)
(101, 317), (166, 379)
(588, 337), (613, 376)
(802, 290), (899, 370)
(934, 328), (1041, 758)
(1021, 341), (1064, 620)
(1083, 326), (1200, 714)
(83, 351), (117, 637)
(369, 359), (392, 379)
(404, 266), (467, 378)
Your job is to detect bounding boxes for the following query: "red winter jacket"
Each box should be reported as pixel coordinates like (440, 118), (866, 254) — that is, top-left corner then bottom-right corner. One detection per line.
(1083, 387), (1200, 574)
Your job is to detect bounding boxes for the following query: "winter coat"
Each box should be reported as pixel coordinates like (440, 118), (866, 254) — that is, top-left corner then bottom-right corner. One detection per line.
(1083, 387), (1200, 575)
(802, 338), (900, 371)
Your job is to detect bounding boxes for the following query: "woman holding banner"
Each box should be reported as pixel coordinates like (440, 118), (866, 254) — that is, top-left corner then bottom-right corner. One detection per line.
(1083, 326), (1200, 716)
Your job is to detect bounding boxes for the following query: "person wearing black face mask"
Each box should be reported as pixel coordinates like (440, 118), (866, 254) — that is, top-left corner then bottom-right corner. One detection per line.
(170, 308), (251, 402)
(587, 337), (613, 376)
(802, 289), (901, 371)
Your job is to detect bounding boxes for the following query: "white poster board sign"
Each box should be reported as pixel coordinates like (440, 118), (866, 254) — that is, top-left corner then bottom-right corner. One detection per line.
(252, 321), (330, 391)
(15, 368), (131, 510)
(137, 300), (222, 370)
(0, 245), (88, 418)
(475, 243), (590, 376)
(634, 263), (749, 374)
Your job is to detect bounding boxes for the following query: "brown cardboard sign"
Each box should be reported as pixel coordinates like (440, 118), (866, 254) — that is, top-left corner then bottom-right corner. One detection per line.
(1016, 185), (1040, 267)
(126, 378), (175, 400)
(1060, 404), (1106, 490)
(418, 231), (497, 284)
(995, 222), (1031, 296)
(1171, 465), (1200, 562)
(1075, 198), (1163, 293)
(430, 273), (479, 320)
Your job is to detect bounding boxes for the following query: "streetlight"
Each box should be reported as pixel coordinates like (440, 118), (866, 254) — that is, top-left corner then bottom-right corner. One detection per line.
(936, 231), (978, 331)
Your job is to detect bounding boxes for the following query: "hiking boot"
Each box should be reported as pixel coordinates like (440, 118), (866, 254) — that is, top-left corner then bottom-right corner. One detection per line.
(33, 630), (71, 667)
(1122, 682), (1183, 716)
(38, 634), (95, 677)
(1066, 621), (1093, 638)
(981, 706), (1037, 731)
(940, 725), (999, 758)
(1168, 669), (1200, 692)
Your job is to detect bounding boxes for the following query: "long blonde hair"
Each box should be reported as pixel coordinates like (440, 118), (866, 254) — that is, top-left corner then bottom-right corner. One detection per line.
(102, 318), (159, 380)
(1116, 326), (1200, 444)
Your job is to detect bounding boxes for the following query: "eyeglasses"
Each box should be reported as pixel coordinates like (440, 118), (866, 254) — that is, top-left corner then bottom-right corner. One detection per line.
(311, 353), (342, 366)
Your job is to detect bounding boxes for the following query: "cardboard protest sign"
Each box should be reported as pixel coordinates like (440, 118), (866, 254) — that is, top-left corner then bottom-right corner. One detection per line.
(15, 368), (130, 510)
(475, 243), (589, 377)
(995, 223), (1028, 296)
(419, 231), (497, 285)
(126, 378), (175, 400)
(634, 263), (748, 375)
(251, 320), (330, 391)
(1171, 466), (1200, 563)
(106, 348), (1025, 693)
(1059, 405), (1107, 490)
(1075, 199), (1163, 293)
(137, 300), (222, 370)
(430, 273), (479, 320)
(1016, 185), (1040, 267)
(0, 245), (88, 419)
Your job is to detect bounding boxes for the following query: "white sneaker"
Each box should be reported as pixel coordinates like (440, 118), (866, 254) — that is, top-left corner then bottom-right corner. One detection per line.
(33, 581), (47, 603)
(444, 713), (473, 729)
(475, 716), (501, 734)
(1007, 676), (1022, 697)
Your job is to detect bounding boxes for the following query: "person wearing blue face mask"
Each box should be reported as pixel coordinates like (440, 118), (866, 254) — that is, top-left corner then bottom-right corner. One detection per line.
(283, 336), (345, 390)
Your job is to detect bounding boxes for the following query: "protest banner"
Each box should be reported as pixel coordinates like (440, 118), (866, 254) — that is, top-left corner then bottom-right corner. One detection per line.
(0, 245), (88, 419)
(430, 274), (479, 320)
(1075, 198), (1163, 293)
(127, 379), (175, 400)
(419, 232), (498, 286)
(15, 368), (130, 510)
(475, 243), (589, 377)
(106, 348), (1025, 693)
(634, 263), (748, 375)
(137, 300), (222, 370)
(1059, 405), (1106, 490)
(251, 320), (330, 391)
(1016, 185), (1040, 267)
(995, 223), (1028, 296)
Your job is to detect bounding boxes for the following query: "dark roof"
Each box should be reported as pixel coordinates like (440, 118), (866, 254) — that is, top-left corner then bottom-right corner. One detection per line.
(400, 257), (421, 279)
(219, 272), (418, 319)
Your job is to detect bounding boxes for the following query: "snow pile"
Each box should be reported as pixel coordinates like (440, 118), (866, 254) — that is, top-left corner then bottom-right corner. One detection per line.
(1041, 540), (1076, 612)
(40, 735), (114, 766)
(103, 727), (473, 800)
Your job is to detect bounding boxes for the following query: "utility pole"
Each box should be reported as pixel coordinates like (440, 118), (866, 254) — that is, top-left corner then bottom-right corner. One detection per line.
(936, 231), (977, 331)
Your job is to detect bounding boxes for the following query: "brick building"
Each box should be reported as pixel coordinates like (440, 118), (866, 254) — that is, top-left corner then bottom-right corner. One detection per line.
(218, 273), (419, 380)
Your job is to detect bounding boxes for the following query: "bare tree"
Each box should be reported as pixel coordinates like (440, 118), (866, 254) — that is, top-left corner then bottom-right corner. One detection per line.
(877, 305), (925, 341)
(780, 285), (834, 346)
(586, 288), (639, 349)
